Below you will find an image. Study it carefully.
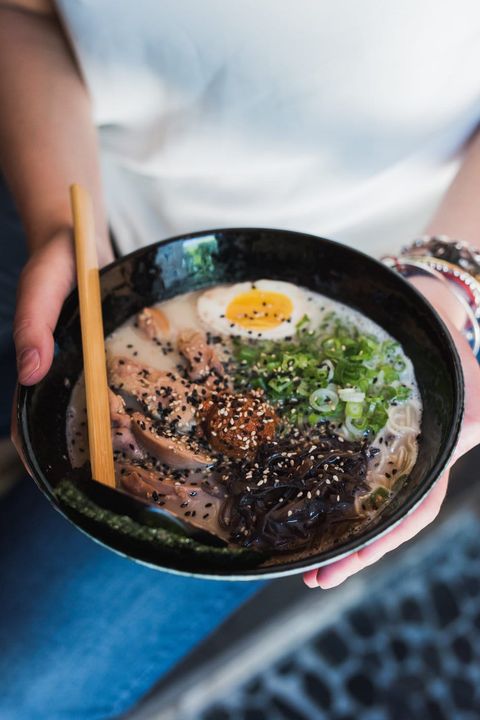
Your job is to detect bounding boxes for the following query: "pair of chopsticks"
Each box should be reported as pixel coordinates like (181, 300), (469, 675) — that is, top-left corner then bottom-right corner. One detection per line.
(70, 184), (115, 488)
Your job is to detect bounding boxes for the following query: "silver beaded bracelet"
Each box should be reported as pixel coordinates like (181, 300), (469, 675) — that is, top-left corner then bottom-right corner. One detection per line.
(404, 235), (480, 280)
(382, 235), (480, 356)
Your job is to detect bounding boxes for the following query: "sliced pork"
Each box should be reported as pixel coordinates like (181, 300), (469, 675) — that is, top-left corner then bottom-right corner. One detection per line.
(178, 329), (224, 381)
(130, 412), (214, 470)
(136, 306), (170, 339)
(108, 356), (203, 432)
(116, 462), (230, 541)
(111, 427), (147, 461)
(108, 388), (131, 428)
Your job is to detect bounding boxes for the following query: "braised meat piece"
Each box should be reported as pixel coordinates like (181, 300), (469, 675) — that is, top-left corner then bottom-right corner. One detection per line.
(116, 462), (230, 541)
(178, 329), (224, 381)
(202, 391), (278, 460)
(108, 356), (203, 433)
(130, 412), (214, 470)
(111, 426), (147, 461)
(136, 306), (170, 339)
(108, 388), (131, 428)
(116, 463), (174, 497)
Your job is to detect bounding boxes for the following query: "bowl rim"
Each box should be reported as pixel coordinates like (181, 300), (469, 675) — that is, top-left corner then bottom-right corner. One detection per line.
(16, 226), (465, 578)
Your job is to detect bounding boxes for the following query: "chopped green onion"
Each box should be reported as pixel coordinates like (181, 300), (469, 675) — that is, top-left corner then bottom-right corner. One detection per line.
(338, 387), (365, 403)
(345, 401), (364, 419)
(320, 359), (334, 381)
(232, 311), (413, 436)
(309, 387), (339, 414)
(295, 314), (310, 331)
(366, 486), (390, 510)
(268, 377), (293, 394)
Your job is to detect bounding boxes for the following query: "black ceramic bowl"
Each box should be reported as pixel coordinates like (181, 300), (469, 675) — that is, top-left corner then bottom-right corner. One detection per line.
(17, 228), (464, 579)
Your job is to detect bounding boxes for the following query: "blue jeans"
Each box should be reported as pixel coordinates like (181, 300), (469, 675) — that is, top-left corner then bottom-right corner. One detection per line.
(0, 178), (262, 719)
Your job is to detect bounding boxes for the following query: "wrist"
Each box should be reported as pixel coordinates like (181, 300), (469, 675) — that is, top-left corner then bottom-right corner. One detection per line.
(408, 275), (468, 331)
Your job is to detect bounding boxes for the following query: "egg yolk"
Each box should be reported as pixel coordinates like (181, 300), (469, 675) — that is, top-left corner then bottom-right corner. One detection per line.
(226, 289), (293, 330)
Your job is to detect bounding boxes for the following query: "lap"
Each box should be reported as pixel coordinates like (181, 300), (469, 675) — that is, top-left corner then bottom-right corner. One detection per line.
(0, 478), (262, 720)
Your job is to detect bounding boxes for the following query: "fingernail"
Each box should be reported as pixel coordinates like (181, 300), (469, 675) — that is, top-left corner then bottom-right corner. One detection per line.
(17, 348), (40, 383)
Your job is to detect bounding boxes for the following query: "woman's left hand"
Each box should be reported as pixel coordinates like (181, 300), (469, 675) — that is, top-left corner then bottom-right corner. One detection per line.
(304, 277), (480, 589)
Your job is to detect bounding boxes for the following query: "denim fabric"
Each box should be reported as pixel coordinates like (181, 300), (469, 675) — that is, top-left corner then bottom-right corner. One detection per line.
(0, 179), (263, 719)
(0, 479), (262, 720)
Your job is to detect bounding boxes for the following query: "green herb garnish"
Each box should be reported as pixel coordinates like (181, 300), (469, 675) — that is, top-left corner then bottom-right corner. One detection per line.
(232, 313), (411, 438)
(363, 486), (391, 511)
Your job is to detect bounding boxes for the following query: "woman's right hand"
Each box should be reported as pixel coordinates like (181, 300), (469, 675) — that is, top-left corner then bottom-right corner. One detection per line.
(13, 229), (114, 385)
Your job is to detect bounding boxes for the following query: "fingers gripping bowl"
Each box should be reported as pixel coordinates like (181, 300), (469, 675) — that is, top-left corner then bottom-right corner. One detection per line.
(17, 229), (464, 579)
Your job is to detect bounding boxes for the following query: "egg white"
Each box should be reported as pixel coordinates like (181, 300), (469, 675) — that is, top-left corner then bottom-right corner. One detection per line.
(196, 279), (321, 339)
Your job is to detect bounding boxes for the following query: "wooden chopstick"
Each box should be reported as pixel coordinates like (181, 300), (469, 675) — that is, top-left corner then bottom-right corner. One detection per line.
(70, 184), (116, 488)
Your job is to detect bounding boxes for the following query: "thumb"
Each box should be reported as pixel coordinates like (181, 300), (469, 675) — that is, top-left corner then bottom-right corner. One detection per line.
(13, 231), (76, 385)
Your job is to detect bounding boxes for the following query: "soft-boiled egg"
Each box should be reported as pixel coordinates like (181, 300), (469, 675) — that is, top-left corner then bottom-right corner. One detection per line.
(197, 279), (320, 339)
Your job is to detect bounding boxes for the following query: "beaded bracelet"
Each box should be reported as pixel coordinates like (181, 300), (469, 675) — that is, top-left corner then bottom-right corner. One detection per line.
(382, 256), (480, 355)
(403, 256), (480, 317)
(382, 235), (480, 357)
(403, 235), (480, 280)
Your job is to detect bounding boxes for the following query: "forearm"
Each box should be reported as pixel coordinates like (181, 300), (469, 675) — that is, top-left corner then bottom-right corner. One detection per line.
(0, 2), (110, 261)
(425, 125), (480, 247)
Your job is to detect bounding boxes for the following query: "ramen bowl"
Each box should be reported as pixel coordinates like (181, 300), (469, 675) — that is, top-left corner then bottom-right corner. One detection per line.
(16, 228), (464, 579)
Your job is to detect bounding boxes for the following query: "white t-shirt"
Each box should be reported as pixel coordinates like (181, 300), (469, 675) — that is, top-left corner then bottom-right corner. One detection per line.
(57, 0), (480, 256)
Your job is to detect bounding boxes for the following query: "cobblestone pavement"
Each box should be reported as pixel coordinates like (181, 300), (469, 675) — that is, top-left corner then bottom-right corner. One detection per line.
(195, 509), (480, 720)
